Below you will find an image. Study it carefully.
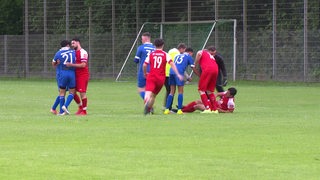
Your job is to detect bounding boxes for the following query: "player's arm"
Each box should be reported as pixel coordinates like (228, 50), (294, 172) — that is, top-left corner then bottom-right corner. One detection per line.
(216, 92), (225, 97)
(143, 62), (148, 78)
(65, 62), (86, 68)
(193, 51), (202, 77)
(134, 47), (141, 63)
(52, 59), (60, 67)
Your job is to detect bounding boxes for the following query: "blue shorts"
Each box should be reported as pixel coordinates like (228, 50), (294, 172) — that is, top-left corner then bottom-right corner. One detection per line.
(58, 70), (76, 89)
(169, 74), (184, 86)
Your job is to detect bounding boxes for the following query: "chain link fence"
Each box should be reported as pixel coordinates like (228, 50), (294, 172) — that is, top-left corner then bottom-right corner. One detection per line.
(0, 0), (319, 82)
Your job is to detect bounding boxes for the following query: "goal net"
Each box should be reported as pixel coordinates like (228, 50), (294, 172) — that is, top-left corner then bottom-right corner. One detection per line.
(116, 20), (236, 82)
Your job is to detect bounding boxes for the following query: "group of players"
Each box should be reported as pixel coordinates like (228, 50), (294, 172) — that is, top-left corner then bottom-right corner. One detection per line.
(134, 32), (237, 115)
(50, 38), (89, 116)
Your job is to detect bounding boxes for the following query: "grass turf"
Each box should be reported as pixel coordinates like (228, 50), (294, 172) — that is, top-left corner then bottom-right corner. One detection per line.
(0, 79), (319, 179)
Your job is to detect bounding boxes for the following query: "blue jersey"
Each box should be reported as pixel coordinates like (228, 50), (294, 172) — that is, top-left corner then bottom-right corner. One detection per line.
(134, 42), (155, 88)
(134, 42), (155, 73)
(170, 52), (195, 75)
(53, 47), (76, 89)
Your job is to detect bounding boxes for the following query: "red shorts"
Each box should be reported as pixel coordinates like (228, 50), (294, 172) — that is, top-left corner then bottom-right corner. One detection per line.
(198, 70), (218, 92)
(145, 75), (165, 95)
(76, 75), (89, 93)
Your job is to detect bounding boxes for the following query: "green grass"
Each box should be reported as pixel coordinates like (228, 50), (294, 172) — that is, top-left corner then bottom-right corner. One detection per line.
(0, 79), (319, 179)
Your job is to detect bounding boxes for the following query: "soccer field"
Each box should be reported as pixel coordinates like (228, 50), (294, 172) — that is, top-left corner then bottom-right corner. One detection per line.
(0, 79), (319, 179)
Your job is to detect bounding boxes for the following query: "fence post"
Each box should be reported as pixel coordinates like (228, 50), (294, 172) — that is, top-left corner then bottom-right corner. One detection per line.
(24, 0), (29, 78)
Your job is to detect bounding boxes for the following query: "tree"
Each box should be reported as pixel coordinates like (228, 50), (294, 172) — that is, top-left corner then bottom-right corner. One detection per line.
(0, 0), (23, 35)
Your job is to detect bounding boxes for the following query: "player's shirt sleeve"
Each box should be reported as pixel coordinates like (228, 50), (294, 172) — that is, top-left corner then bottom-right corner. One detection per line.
(80, 49), (88, 63)
(227, 98), (235, 110)
(165, 53), (172, 64)
(52, 52), (60, 62)
(188, 56), (195, 68)
(134, 46), (142, 63)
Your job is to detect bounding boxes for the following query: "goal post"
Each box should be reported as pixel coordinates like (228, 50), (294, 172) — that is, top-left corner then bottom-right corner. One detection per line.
(115, 19), (236, 82)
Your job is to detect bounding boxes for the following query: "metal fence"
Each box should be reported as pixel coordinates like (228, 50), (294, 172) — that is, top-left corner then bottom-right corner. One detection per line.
(0, 0), (319, 82)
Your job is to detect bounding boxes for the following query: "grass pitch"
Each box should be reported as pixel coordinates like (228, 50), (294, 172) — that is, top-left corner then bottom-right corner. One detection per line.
(0, 79), (319, 179)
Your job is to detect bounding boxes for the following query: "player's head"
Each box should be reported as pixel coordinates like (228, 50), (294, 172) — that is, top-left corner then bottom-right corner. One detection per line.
(185, 47), (194, 56)
(154, 38), (165, 49)
(141, 32), (151, 43)
(207, 46), (217, 55)
(228, 87), (237, 97)
(60, 40), (70, 47)
(71, 37), (81, 50)
(177, 43), (186, 53)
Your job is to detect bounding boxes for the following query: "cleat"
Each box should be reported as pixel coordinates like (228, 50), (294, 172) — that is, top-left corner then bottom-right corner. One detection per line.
(201, 109), (212, 114)
(62, 105), (70, 115)
(211, 110), (219, 114)
(57, 112), (66, 116)
(163, 109), (170, 115)
(177, 109), (183, 115)
(50, 109), (57, 115)
(75, 108), (83, 115)
(144, 101), (151, 115)
(170, 109), (178, 113)
(77, 111), (87, 116)
(150, 107), (154, 114)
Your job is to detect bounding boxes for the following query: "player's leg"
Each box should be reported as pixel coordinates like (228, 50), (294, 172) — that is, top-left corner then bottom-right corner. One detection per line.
(164, 85), (175, 114)
(176, 77), (185, 114)
(198, 71), (211, 113)
(76, 77), (88, 115)
(74, 77), (83, 114)
(206, 70), (219, 113)
(62, 73), (76, 114)
(51, 77), (60, 114)
(51, 96), (59, 114)
(163, 76), (170, 109)
(58, 88), (66, 115)
(137, 74), (146, 100)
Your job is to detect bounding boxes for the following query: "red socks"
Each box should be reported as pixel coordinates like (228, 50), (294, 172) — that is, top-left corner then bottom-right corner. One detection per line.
(182, 101), (197, 112)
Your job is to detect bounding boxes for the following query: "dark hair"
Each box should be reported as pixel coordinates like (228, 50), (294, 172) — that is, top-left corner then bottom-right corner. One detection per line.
(60, 40), (70, 47)
(72, 37), (81, 43)
(207, 46), (216, 52)
(142, 32), (151, 37)
(177, 43), (186, 49)
(228, 87), (237, 96)
(185, 47), (193, 53)
(154, 38), (164, 47)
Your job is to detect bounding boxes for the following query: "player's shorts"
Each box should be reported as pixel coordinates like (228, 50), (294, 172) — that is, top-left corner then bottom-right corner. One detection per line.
(145, 75), (165, 95)
(58, 70), (76, 89)
(76, 75), (89, 93)
(137, 73), (146, 88)
(169, 74), (184, 86)
(198, 70), (218, 92)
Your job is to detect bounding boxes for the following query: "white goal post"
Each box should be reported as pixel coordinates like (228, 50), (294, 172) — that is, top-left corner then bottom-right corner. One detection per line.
(116, 19), (237, 82)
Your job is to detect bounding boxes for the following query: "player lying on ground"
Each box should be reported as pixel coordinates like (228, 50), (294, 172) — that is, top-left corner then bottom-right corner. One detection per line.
(171, 87), (237, 113)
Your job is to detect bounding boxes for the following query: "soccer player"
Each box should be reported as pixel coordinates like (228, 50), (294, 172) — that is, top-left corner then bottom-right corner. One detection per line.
(134, 32), (155, 101)
(143, 38), (184, 115)
(50, 56), (62, 115)
(66, 37), (90, 115)
(51, 40), (76, 115)
(163, 45), (182, 110)
(193, 46), (219, 113)
(172, 87), (237, 113)
(164, 46), (197, 115)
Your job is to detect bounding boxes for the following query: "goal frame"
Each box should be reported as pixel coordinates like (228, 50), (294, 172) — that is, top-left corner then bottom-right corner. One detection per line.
(115, 19), (237, 81)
